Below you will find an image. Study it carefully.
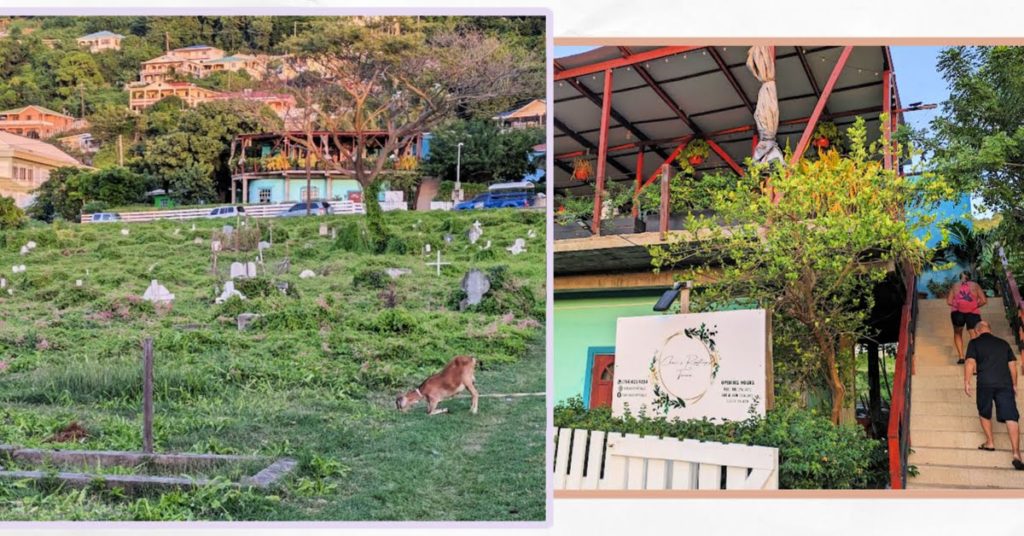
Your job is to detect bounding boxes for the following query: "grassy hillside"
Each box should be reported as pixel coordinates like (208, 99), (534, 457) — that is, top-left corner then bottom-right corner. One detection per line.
(0, 208), (546, 521)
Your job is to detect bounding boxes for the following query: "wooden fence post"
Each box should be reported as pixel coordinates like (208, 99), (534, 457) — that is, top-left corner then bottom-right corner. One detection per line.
(142, 337), (154, 454)
(659, 164), (671, 239)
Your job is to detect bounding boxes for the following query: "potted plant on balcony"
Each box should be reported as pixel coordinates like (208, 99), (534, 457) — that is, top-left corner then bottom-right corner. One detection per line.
(571, 157), (592, 181)
(812, 121), (840, 149)
(682, 139), (711, 167)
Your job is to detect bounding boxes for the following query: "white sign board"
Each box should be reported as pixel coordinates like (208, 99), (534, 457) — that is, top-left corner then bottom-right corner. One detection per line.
(612, 309), (770, 422)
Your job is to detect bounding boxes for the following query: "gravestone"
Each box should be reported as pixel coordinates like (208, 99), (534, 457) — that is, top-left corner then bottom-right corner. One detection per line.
(0, 278), (6, 289)
(425, 251), (450, 276)
(215, 281), (245, 304)
(193, 237), (204, 245)
(319, 224), (329, 237)
(230, 262), (258, 279)
(507, 238), (527, 255)
(75, 279), (83, 287)
(19, 245), (28, 255)
(173, 228), (180, 236)
(385, 268), (411, 279)
(467, 221), (483, 245)
(11, 265), (26, 274)
(258, 241), (271, 251)
(237, 313), (262, 331)
(276, 282), (289, 295)
(211, 240), (222, 253)
(121, 229), (130, 236)
(459, 270), (491, 311)
(331, 228), (337, 239)
(222, 225), (234, 236)
(26, 241), (36, 250)
(527, 229), (537, 239)
(142, 280), (174, 303)
(299, 269), (316, 279)
(423, 244), (432, 254)
(191, 223), (196, 231)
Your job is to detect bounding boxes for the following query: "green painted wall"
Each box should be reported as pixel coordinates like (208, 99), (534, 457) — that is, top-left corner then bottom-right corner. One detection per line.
(553, 292), (663, 404)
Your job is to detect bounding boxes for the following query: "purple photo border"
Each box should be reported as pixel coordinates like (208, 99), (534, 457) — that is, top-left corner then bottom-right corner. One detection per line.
(0, 5), (554, 531)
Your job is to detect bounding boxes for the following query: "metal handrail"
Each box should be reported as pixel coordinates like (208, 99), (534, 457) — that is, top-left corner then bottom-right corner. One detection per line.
(998, 245), (1024, 350)
(887, 263), (917, 489)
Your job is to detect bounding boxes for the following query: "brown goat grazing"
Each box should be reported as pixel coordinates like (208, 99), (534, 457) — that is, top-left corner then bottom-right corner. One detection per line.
(395, 355), (479, 415)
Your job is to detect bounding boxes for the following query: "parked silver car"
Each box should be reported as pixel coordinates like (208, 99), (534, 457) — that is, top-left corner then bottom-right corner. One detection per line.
(278, 201), (333, 217)
(208, 206), (246, 218)
(90, 212), (122, 223)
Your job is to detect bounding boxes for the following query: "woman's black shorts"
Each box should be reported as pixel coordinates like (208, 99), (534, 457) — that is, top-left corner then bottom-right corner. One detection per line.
(951, 311), (982, 330)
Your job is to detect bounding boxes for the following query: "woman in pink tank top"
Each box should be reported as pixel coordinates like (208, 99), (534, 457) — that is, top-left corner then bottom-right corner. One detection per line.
(947, 271), (987, 364)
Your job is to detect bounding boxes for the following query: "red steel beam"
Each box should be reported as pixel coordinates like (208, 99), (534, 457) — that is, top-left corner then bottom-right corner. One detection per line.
(640, 140), (689, 190)
(555, 46), (702, 81)
(707, 139), (745, 176)
(882, 69), (892, 170)
(789, 46), (854, 166)
(592, 68), (614, 236)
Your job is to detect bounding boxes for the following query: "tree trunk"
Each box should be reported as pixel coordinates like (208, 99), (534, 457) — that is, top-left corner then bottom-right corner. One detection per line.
(809, 322), (845, 424)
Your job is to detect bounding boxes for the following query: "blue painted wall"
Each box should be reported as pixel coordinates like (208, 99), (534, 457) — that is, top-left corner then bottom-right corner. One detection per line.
(915, 193), (973, 297)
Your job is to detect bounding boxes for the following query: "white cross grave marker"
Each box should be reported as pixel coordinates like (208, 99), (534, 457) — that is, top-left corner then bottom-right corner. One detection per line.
(425, 250), (451, 276)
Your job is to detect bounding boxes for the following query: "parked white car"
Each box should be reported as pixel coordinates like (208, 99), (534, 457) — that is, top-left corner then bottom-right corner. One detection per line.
(208, 206), (246, 218)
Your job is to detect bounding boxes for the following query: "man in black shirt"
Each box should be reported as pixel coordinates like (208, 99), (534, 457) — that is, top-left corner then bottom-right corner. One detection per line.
(964, 321), (1023, 470)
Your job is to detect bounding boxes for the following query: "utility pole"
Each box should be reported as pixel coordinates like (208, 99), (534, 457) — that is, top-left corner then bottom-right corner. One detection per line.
(79, 84), (85, 118)
(164, 32), (170, 53)
(117, 134), (124, 167)
(305, 86), (312, 216)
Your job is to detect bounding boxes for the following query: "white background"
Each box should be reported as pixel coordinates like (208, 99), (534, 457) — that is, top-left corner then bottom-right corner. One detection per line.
(5, 0), (1024, 534)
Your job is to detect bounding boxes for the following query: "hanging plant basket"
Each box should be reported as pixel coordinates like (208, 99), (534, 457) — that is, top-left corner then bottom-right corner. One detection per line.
(681, 139), (711, 169)
(572, 157), (593, 181)
(811, 121), (840, 151)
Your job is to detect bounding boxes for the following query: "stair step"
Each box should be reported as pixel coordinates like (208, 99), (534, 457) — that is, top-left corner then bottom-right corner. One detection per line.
(913, 414), (1021, 432)
(914, 375), (1024, 390)
(911, 429), (1024, 450)
(908, 387), (1024, 403)
(912, 401), (988, 417)
(909, 463), (1024, 488)
(911, 446), (1021, 468)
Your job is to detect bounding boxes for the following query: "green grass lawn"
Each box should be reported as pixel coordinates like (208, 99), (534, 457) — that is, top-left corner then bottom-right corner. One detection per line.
(0, 209), (546, 521)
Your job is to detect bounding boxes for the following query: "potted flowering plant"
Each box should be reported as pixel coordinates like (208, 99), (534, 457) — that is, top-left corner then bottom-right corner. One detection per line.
(682, 139), (711, 167)
(571, 157), (593, 181)
(812, 121), (840, 149)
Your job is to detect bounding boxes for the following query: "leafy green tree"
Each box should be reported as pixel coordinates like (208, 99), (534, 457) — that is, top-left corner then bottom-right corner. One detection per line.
(165, 162), (217, 204)
(422, 120), (543, 183)
(54, 51), (105, 101)
(0, 195), (27, 230)
(26, 166), (89, 222)
(649, 119), (952, 423)
(81, 167), (147, 207)
(929, 46), (1024, 243)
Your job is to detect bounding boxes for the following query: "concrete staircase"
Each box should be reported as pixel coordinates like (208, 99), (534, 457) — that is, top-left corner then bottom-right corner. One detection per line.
(907, 298), (1024, 489)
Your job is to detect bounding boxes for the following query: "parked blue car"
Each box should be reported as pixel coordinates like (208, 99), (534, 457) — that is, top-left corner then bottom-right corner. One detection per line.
(454, 182), (536, 210)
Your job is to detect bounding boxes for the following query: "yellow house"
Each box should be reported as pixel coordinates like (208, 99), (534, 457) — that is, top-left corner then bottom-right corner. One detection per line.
(77, 31), (124, 53)
(0, 131), (87, 207)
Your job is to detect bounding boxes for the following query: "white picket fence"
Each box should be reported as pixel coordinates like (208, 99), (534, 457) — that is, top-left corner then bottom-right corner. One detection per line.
(79, 200), (412, 224)
(553, 428), (779, 491)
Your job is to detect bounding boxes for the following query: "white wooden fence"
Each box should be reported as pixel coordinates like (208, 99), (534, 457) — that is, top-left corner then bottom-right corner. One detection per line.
(553, 428), (779, 491)
(80, 200), (409, 224)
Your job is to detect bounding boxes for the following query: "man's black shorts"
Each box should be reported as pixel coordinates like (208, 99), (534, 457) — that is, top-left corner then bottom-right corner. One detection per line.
(951, 311), (982, 330)
(977, 384), (1020, 422)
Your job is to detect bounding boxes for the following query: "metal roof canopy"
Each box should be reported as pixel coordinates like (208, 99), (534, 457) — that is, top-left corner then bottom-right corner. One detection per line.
(553, 45), (901, 193)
